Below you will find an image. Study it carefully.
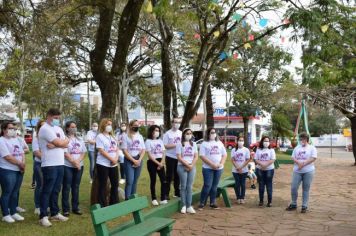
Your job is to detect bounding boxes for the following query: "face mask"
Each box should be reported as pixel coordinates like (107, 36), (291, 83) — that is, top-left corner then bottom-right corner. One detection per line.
(238, 141), (244, 148)
(68, 128), (77, 134)
(263, 142), (270, 148)
(51, 119), (60, 126)
(8, 129), (17, 138)
(210, 133), (216, 140)
(153, 131), (160, 139)
(92, 127), (98, 131)
(121, 126), (126, 132)
(131, 127), (139, 132)
(185, 134), (192, 141)
(173, 123), (180, 129)
(105, 125), (113, 133)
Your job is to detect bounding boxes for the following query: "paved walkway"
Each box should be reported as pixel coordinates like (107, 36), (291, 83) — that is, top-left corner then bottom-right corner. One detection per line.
(168, 149), (356, 236)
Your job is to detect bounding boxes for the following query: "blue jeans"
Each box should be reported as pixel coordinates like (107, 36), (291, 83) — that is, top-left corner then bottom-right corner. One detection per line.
(291, 170), (315, 208)
(88, 151), (95, 179)
(0, 168), (23, 216)
(177, 165), (196, 207)
(40, 166), (64, 218)
(62, 166), (83, 212)
(124, 159), (143, 200)
(34, 161), (43, 208)
(255, 168), (274, 203)
(233, 172), (248, 200)
(200, 168), (223, 206)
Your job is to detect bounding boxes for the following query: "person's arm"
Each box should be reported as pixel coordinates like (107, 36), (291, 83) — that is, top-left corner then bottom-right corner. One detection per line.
(87, 132), (96, 145)
(219, 145), (227, 168)
(163, 133), (176, 150)
(33, 150), (42, 158)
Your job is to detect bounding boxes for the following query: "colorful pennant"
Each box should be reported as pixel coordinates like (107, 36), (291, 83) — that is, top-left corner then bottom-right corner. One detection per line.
(259, 18), (268, 27)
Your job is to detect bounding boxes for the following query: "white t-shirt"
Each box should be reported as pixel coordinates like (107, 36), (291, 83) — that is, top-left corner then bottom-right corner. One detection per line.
(32, 136), (41, 162)
(0, 137), (24, 171)
(231, 147), (250, 173)
(115, 132), (126, 149)
(145, 139), (165, 159)
(163, 129), (182, 159)
(64, 137), (87, 168)
(96, 133), (118, 167)
(199, 140), (227, 170)
(38, 123), (66, 167)
(292, 144), (317, 173)
(176, 142), (198, 165)
(254, 148), (276, 170)
(86, 130), (98, 152)
(18, 137), (29, 151)
(121, 133), (145, 157)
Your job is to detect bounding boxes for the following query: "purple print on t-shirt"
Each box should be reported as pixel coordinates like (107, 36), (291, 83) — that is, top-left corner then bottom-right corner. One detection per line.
(210, 145), (220, 155)
(56, 133), (60, 138)
(70, 143), (81, 155)
(153, 144), (163, 155)
(260, 153), (269, 161)
(13, 145), (21, 156)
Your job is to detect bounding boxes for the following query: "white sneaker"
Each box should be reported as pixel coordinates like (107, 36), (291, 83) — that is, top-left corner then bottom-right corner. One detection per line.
(160, 200), (168, 205)
(186, 206), (196, 214)
(2, 215), (15, 223)
(39, 217), (52, 227)
(50, 213), (68, 222)
(90, 180), (93, 184)
(34, 208), (40, 215)
(119, 179), (126, 185)
(16, 206), (26, 213)
(11, 213), (24, 221)
(152, 200), (159, 206)
(181, 206), (186, 214)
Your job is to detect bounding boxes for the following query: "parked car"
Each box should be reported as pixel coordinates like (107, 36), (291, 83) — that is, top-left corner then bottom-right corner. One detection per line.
(219, 135), (237, 149)
(249, 139), (278, 150)
(24, 134), (33, 144)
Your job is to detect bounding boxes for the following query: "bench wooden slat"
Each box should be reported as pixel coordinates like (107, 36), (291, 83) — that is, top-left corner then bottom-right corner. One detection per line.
(91, 196), (148, 225)
(111, 217), (175, 236)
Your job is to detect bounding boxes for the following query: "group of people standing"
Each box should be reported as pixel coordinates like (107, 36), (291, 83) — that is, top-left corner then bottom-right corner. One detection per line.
(0, 107), (318, 227)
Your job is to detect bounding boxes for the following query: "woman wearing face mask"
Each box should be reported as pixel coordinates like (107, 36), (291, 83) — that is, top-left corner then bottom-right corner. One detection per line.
(32, 120), (45, 215)
(86, 123), (98, 183)
(0, 122), (26, 223)
(231, 136), (250, 204)
(254, 136), (276, 207)
(115, 123), (127, 185)
(122, 120), (145, 200)
(62, 121), (87, 216)
(198, 128), (227, 210)
(95, 118), (120, 206)
(286, 132), (317, 213)
(176, 128), (198, 214)
(145, 125), (167, 206)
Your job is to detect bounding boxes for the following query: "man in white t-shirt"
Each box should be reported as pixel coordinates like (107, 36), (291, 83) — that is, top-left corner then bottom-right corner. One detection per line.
(86, 123), (98, 182)
(38, 108), (69, 227)
(163, 118), (182, 198)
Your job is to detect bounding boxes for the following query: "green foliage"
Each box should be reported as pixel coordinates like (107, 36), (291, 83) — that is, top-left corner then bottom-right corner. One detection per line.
(309, 110), (340, 136)
(271, 113), (293, 138)
(70, 102), (100, 131)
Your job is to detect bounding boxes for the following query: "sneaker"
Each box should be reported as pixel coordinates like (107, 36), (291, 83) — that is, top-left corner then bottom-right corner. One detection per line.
(152, 200), (159, 206)
(34, 208), (40, 215)
(39, 217), (52, 227)
(63, 212), (70, 217)
(198, 204), (205, 211)
(50, 213), (68, 222)
(159, 200), (168, 205)
(2, 215), (15, 223)
(286, 204), (297, 211)
(11, 213), (24, 221)
(186, 206), (196, 214)
(240, 199), (245, 204)
(259, 201), (264, 207)
(301, 206), (308, 213)
(72, 210), (82, 215)
(266, 202), (272, 207)
(16, 206), (26, 213)
(180, 206), (186, 214)
(210, 204), (220, 209)
(251, 184), (256, 189)
(173, 195), (180, 198)
(119, 179), (126, 185)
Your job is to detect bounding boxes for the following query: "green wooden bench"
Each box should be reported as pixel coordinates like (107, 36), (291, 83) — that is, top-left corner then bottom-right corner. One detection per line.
(216, 176), (235, 208)
(90, 194), (175, 236)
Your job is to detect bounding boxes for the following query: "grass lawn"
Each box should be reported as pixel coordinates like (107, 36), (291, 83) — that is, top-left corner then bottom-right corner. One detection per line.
(0, 150), (291, 235)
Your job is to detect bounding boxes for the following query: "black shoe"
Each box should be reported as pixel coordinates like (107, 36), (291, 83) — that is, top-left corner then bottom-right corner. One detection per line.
(63, 212), (70, 217)
(258, 201), (264, 207)
(251, 184), (256, 189)
(286, 204), (297, 211)
(72, 210), (83, 215)
(198, 204), (205, 211)
(266, 202), (272, 207)
(165, 195), (171, 201)
(210, 204), (220, 209)
(301, 206), (308, 213)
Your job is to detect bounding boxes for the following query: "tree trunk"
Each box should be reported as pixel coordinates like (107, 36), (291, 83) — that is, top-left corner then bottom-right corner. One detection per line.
(206, 84), (214, 129)
(350, 116), (356, 165)
(243, 116), (249, 147)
